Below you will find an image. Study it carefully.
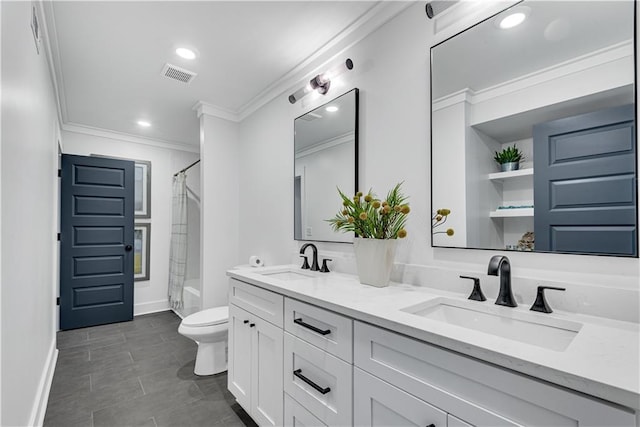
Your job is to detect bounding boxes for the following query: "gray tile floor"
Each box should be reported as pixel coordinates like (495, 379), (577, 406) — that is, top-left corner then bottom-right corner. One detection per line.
(44, 311), (257, 427)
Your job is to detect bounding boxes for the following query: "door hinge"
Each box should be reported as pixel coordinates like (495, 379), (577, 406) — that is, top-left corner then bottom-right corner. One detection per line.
(58, 169), (62, 178)
(56, 297), (60, 306)
(57, 233), (61, 241)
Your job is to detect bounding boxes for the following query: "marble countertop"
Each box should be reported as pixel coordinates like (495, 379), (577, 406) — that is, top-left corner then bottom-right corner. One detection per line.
(227, 264), (640, 410)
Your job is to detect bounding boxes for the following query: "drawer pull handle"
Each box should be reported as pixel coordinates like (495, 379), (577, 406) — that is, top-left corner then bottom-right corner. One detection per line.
(426, 424), (435, 427)
(243, 320), (249, 324)
(293, 369), (331, 395)
(294, 318), (331, 336)
(249, 323), (255, 328)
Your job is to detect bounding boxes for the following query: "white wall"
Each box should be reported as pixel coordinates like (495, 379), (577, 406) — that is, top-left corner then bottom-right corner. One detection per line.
(1, 2), (59, 425)
(199, 113), (240, 309)
(62, 130), (199, 315)
(235, 3), (640, 323)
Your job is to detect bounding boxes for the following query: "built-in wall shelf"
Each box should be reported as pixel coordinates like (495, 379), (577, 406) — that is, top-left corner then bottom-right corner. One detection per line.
(490, 208), (534, 218)
(488, 168), (534, 181)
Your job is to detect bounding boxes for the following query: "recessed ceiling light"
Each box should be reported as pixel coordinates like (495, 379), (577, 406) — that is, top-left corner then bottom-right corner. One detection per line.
(326, 106), (339, 112)
(137, 120), (151, 127)
(496, 7), (530, 29)
(176, 47), (196, 60)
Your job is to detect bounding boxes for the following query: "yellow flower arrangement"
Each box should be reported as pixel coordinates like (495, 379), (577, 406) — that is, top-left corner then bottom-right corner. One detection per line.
(432, 208), (454, 237)
(328, 182), (409, 239)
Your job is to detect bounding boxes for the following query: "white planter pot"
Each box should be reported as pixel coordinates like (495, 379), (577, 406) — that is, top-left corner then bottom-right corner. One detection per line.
(353, 237), (398, 287)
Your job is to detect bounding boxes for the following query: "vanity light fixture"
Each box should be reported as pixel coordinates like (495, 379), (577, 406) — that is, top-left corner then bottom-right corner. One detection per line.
(326, 106), (339, 112)
(496, 7), (530, 29)
(176, 47), (196, 60)
(288, 58), (354, 104)
(137, 120), (151, 127)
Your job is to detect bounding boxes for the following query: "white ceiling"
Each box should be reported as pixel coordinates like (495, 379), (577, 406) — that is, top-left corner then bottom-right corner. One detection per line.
(44, 1), (389, 147)
(432, 1), (634, 99)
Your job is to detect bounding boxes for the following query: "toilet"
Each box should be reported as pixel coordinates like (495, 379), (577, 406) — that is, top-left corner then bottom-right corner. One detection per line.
(178, 305), (229, 376)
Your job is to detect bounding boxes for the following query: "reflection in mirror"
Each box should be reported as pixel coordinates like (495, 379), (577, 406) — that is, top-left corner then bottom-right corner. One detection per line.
(431, 0), (637, 256)
(294, 89), (359, 243)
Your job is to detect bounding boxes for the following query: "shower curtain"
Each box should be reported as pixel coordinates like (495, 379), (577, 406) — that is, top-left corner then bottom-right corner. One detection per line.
(168, 172), (188, 309)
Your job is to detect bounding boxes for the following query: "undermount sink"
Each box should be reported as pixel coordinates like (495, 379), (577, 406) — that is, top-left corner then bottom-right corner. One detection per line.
(258, 269), (315, 281)
(401, 298), (582, 352)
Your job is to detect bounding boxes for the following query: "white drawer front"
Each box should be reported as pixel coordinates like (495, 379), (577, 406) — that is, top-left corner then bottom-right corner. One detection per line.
(284, 393), (328, 427)
(285, 298), (353, 362)
(448, 414), (474, 427)
(354, 367), (447, 427)
(229, 278), (284, 327)
(354, 322), (635, 427)
(284, 332), (352, 426)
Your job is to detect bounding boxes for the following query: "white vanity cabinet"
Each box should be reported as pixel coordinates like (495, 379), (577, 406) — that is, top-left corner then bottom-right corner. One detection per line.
(228, 279), (284, 427)
(283, 297), (353, 427)
(354, 321), (636, 427)
(226, 273), (637, 427)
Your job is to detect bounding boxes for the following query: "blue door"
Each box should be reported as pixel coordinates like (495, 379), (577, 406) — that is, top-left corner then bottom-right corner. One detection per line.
(533, 104), (637, 256)
(60, 154), (135, 330)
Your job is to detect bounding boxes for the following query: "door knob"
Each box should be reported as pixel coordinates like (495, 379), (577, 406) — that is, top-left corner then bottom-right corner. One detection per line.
(125, 245), (133, 251)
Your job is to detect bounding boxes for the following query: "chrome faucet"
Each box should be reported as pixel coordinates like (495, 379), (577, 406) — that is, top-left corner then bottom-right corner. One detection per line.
(299, 243), (320, 271)
(487, 255), (517, 307)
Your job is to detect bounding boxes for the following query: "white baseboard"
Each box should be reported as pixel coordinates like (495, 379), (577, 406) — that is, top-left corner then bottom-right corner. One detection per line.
(134, 299), (170, 316)
(29, 342), (58, 427)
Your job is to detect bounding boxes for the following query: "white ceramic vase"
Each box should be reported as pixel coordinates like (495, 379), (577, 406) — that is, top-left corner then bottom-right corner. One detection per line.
(353, 237), (397, 287)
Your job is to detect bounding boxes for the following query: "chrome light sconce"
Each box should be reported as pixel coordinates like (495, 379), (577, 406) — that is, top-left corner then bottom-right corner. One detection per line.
(288, 58), (354, 104)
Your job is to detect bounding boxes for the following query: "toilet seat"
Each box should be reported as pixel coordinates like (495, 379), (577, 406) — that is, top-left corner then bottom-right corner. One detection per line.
(182, 306), (228, 327)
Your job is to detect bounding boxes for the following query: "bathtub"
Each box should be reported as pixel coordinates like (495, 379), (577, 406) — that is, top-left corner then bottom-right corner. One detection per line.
(177, 279), (201, 318)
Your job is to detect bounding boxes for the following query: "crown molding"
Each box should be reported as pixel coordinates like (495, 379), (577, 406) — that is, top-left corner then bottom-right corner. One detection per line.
(432, 40), (633, 110)
(432, 89), (475, 111)
(432, 0), (518, 42)
(236, 1), (413, 122)
(42, 2), (412, 129)
(62, 122), (199, 153)
(192, 101), (240, 122)
(40, 1), (68, 126)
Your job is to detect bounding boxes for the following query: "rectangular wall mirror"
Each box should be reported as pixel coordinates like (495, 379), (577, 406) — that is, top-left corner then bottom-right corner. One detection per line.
(431, 1), (637, 257)
(294, 88), (359, 243)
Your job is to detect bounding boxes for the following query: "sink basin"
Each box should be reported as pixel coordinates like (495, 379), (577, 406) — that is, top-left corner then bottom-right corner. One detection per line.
(258, 269), (315, 281)
(401, 298), (582, 351)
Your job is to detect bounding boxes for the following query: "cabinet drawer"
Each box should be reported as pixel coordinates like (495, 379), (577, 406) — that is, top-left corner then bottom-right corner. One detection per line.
(284, 393), (328, 427)
(284, 332), (352, 426)
(229, 278), (284, 327)
(285, 298), (353, 362)
(448, 414), (473, 427)
(354, 367), (447, 427)
(354, 321), (635, 426)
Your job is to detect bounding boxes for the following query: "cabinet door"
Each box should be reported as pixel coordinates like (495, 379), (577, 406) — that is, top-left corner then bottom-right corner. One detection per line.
(354, 367), (447, 427)
(228, 304), (253, 411)
(251, 316), (284, 427)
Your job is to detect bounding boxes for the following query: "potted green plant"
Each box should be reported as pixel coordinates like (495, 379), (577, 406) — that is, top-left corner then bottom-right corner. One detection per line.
(328, 183), (409, 287)
(494, 144), (524, 172)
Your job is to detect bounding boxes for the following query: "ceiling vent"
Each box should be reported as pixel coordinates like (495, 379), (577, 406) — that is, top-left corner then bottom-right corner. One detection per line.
(161, 63), (197, 84)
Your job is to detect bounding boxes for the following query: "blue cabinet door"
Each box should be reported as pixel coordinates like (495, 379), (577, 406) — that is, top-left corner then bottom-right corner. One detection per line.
(533, 104), (637, 256)
(60, 154), (135, 329)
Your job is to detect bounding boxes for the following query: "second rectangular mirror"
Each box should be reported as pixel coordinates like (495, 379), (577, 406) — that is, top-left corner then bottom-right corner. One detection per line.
(431, 1), (636, 257)
(294, 88), (359, 243)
